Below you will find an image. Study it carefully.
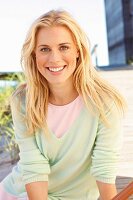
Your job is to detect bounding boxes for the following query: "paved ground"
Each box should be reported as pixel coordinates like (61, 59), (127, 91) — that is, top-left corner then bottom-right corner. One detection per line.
(0, 68), (133, 198)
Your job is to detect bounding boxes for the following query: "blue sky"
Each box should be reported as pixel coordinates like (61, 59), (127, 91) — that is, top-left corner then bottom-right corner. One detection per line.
(0, 0), (108, 72)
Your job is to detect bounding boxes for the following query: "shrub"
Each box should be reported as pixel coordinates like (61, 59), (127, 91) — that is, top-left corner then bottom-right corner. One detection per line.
(0, 72), (25, 164)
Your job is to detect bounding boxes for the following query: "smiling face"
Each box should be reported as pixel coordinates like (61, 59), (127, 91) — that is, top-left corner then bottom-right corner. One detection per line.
(34, 26), (79, 87)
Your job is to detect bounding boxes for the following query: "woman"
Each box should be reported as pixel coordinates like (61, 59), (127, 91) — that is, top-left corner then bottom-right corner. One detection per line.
(0, 9), (126, 200)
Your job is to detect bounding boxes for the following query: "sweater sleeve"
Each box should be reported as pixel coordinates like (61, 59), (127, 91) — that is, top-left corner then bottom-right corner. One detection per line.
(10, 91), (51, 185)
(90, 102), (123, 184)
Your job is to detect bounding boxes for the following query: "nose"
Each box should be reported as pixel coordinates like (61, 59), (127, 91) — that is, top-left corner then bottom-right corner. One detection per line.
(48, 50), (62, 63)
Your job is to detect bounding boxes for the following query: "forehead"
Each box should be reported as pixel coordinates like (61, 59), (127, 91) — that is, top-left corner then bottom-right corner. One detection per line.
(36, 25), (75, 44)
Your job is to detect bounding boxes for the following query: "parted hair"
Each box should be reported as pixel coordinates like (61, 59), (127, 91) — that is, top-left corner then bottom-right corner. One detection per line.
(11, 9), (127, 135)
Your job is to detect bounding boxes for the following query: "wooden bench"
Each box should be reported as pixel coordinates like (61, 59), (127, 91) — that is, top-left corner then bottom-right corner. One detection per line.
(113, 180), (133, 199)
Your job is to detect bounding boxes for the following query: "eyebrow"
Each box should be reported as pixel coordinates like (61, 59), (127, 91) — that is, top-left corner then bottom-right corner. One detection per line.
(59, 43), (71, 45)
(38, 42), (71, 48)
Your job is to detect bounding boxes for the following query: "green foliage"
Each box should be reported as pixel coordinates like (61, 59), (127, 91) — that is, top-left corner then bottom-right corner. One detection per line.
(127, 57), (133, 65)
(0, 72), (25, 163)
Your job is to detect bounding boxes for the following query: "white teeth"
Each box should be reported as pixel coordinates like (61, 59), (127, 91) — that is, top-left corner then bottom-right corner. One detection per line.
(48, 67), (64, 72)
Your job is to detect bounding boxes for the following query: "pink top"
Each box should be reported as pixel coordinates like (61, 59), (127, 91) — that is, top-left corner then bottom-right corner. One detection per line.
(47, 95), (84, 138)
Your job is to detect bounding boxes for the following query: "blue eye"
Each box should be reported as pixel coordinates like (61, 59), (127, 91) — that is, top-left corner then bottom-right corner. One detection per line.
(40, 47), (50, 52)
(60, 46), (69, 51)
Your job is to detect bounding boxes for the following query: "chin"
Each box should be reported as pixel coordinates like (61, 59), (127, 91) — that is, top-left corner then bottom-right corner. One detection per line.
(48, 79), (66, 85)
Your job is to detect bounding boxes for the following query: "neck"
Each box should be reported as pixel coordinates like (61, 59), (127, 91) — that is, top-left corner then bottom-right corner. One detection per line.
(49, 81), (78, 106)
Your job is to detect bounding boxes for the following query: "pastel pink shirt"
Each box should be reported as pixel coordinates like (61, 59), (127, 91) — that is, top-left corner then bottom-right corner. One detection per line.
(47, 95), (84, 138)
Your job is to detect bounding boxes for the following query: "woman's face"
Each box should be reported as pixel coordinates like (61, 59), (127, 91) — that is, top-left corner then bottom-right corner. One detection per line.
(34, 26), (79, 86)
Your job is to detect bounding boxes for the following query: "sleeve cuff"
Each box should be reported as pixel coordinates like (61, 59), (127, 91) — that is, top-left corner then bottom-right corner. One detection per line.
(95, 176), (116, 184)
(24, 174), (48, 185)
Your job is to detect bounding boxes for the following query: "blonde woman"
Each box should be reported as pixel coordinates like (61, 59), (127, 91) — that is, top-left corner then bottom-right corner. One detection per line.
(0, 9), (126, 200)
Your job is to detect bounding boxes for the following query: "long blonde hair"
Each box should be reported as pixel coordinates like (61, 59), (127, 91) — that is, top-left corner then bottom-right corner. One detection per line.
(12, 9), (126, 135)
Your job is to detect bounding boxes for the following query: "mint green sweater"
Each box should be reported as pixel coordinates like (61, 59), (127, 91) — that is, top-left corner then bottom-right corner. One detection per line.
(1, 93), (122, 200)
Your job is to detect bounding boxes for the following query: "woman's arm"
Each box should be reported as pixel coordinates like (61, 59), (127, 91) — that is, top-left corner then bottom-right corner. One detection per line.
(97, 181), (117, 200)
(10, 92), (50, 198)
(90, 102), (123, 198)
(26, 181), (48, 200)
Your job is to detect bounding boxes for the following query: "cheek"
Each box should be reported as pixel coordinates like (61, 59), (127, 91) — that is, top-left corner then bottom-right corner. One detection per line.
(35, 60), (44, 76)
(36, 56), (43, 66)
(68, 54), (77, 67)
(36, 55), (47, 71)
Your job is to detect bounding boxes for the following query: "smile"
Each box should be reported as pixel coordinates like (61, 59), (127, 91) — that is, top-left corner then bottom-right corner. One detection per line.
(47, 65), (66, 72)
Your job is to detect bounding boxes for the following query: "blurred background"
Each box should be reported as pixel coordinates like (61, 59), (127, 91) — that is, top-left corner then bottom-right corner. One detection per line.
(0, 0), (133, 198)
